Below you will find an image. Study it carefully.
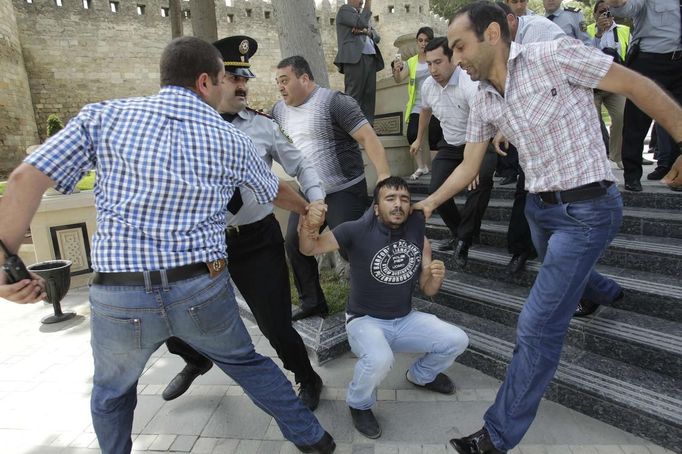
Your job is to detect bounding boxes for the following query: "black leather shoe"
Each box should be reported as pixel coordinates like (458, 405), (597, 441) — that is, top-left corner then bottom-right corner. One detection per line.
(292, 305), (329, 321)
(298, 373), (323, 411)
(295, 431), (336, 453)
(349, 407), (381, 439)
(162, 362), (213, 401)
(406, 371), (455, 394)
(647, 166), (670, 180)
(499, 175), (517, 186)
(574, 298), (599, 317)
(624, 180), (642, 192)
(506, 251), (530, 275)
(454, 240), (470, 268)
(450, 427), (506, 454)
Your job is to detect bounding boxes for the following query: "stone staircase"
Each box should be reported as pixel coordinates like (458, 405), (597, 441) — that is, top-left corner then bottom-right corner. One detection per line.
(407, 176), (682, 452)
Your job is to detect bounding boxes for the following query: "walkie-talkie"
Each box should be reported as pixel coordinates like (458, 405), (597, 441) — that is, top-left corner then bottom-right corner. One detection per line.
(0, 239), (31, 283)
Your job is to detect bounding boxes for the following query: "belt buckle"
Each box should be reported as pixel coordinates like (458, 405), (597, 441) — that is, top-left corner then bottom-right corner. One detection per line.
(206, 259), (226, 278)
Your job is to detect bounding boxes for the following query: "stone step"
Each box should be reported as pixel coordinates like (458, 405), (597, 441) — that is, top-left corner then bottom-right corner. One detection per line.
(425, 220), (682, 279)
(432, 244), (682, 323)
(410, 193), (682, 240)
(425, 270), (682, 379)
(413, 297), (682, 453)
(407, 177), (682, 211)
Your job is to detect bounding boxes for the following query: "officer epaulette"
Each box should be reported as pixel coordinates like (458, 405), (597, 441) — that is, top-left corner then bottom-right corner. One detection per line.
(247, 107), (273, 119)
(564, 6), (579, 12)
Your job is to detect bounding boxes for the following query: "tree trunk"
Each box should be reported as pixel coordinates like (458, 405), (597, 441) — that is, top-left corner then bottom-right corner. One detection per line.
(169, 0), (183, 39)
(271, 0), (330, 88)
(190, 0), (218, 43)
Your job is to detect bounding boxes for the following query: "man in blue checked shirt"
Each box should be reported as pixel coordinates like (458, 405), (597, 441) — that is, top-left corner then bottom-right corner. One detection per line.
(0, 37), (335, 454)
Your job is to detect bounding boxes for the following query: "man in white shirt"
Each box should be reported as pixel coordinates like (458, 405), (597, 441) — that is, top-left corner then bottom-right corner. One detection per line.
(409, 37), (496, 268)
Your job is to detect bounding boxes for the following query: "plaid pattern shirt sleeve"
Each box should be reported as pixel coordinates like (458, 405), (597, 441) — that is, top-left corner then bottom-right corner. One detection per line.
(466, 91), (496, 144)
(555, 37), (614, 89)
(24, 87), (279, 272)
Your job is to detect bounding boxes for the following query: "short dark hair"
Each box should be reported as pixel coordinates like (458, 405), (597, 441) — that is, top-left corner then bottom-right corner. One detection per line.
(160, 36), (223, 88)
(496, 1), (513, 16)
(593, 0), (607, 13)
(373, 176), (410, 203)
(416, 26), (435, 40)
(276, 55), (315, 81)
(425, 37), (453, 59)
(452, 1), (511, 44)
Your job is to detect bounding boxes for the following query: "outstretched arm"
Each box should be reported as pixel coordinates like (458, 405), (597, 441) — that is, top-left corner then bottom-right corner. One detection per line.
(352, 123), (391, 182)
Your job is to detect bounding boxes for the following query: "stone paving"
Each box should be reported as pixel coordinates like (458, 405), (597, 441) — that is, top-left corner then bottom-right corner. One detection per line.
(0, 286), (675, 454)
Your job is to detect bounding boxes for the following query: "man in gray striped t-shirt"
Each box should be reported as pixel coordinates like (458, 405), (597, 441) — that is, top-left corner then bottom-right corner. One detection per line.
(272, 55), (390, 321)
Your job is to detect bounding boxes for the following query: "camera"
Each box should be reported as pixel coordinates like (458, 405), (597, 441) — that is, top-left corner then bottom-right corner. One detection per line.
(602, 10), (612, 17)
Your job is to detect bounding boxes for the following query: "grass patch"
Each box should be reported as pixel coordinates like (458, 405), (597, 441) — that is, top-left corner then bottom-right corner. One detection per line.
(290, 269), (349, 315)
(0, 181), (5, 196)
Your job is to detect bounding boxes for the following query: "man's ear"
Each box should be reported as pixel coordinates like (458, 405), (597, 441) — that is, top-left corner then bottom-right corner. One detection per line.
(373, 204), (379, 216)
(485, 21), (501, 44)
(194, 72), (210, 98)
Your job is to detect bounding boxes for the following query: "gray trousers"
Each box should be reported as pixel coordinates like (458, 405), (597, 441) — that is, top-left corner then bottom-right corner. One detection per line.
(344, 54), (377, 124)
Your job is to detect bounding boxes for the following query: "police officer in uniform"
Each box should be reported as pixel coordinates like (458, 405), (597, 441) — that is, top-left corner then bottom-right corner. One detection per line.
(543, 0), (591, 44)
(606, 0), (682, 191)
(162, 36), (328, 411)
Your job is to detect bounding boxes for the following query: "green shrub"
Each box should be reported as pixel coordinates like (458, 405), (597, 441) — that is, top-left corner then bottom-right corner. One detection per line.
(0, 181), (6, 196)
(46, 114), (64, 137)
(76, 171), (96, 191)
(290, 270), (349, 315)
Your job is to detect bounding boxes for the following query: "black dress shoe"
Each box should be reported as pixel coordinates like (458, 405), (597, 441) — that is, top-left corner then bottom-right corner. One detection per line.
(647, 166), (670, 180)
(406, 371), (455, 395)
(624, 180), (642, 192)
(454, 240), (470, 268)
(298, 373), (323, 411)
(499, 175), (517, 186)
(162, 362), (213, 401)
(349, 407), (381, 439)
(450, 427), (506, 454)
(506, 250), (530, 275)
(574, 298), (599, 317)
(295, 431), (336, 453)
(292, 305), (329, 321)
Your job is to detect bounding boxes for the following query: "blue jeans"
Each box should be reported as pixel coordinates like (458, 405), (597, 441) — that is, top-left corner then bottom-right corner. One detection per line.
(345, 311), (469, 409)
(89, 272), (324, 454)
(484, 184), (623, 450)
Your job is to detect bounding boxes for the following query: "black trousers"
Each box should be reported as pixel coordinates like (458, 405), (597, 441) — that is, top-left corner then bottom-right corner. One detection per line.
(406, 113), (443, 150)
(622, 53), (682, 183)
(166, 214), (317, 384)
(344, 54), (377, 124)
(495, 140), (519, 179)
(285, 179), (368, 310)
(507, 164), (535, 256)
(429, 142), (495, 243)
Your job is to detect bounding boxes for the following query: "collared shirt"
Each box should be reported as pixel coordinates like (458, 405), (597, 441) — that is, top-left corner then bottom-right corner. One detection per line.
(593, 22), (620, 51)
(271, 86), (368, 194)
(516, 14), (566, 44)
(420, 67), (478, 146)
(362, 35), (377, 55)
(227, 108), (325, 226)
(466, 40), (616, 193)
(609, 0), (682, 53)
(546, 8), (591, 44)
(24, 86), (279, 272)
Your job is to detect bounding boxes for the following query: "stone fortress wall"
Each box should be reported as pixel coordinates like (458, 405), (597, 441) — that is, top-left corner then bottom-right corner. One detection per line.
(1, 0), (447, 176)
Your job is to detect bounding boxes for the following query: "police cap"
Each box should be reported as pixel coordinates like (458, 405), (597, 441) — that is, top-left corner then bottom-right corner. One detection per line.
(213, 35), (258, 79)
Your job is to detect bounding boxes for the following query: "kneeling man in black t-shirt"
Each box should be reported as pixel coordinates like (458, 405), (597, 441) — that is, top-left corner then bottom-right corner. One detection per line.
(299, 176), (469, 439)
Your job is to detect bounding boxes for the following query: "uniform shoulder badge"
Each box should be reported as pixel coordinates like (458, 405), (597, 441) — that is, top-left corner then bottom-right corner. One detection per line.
(247, 106), (273, 119)
(564, 6), (579, 12)
(579, 20), (587, 32)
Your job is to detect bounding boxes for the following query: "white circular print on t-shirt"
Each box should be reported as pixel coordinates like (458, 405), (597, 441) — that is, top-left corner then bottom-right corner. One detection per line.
(370, 240), (422, 285)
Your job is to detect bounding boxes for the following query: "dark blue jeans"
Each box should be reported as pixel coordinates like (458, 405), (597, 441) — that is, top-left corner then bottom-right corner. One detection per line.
(484, 183), (623, 450)
(89, 272), (324, 454)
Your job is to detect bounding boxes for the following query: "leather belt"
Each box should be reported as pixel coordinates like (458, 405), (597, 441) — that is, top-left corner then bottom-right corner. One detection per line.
(640, 50), (682, 61)
(538, 181), (613, 205)
(92, 259), (227, 286)
(226, 214), (272, 238)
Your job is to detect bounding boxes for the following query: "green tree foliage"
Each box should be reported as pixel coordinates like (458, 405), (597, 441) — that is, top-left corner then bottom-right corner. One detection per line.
(46, 114), (64, 137)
